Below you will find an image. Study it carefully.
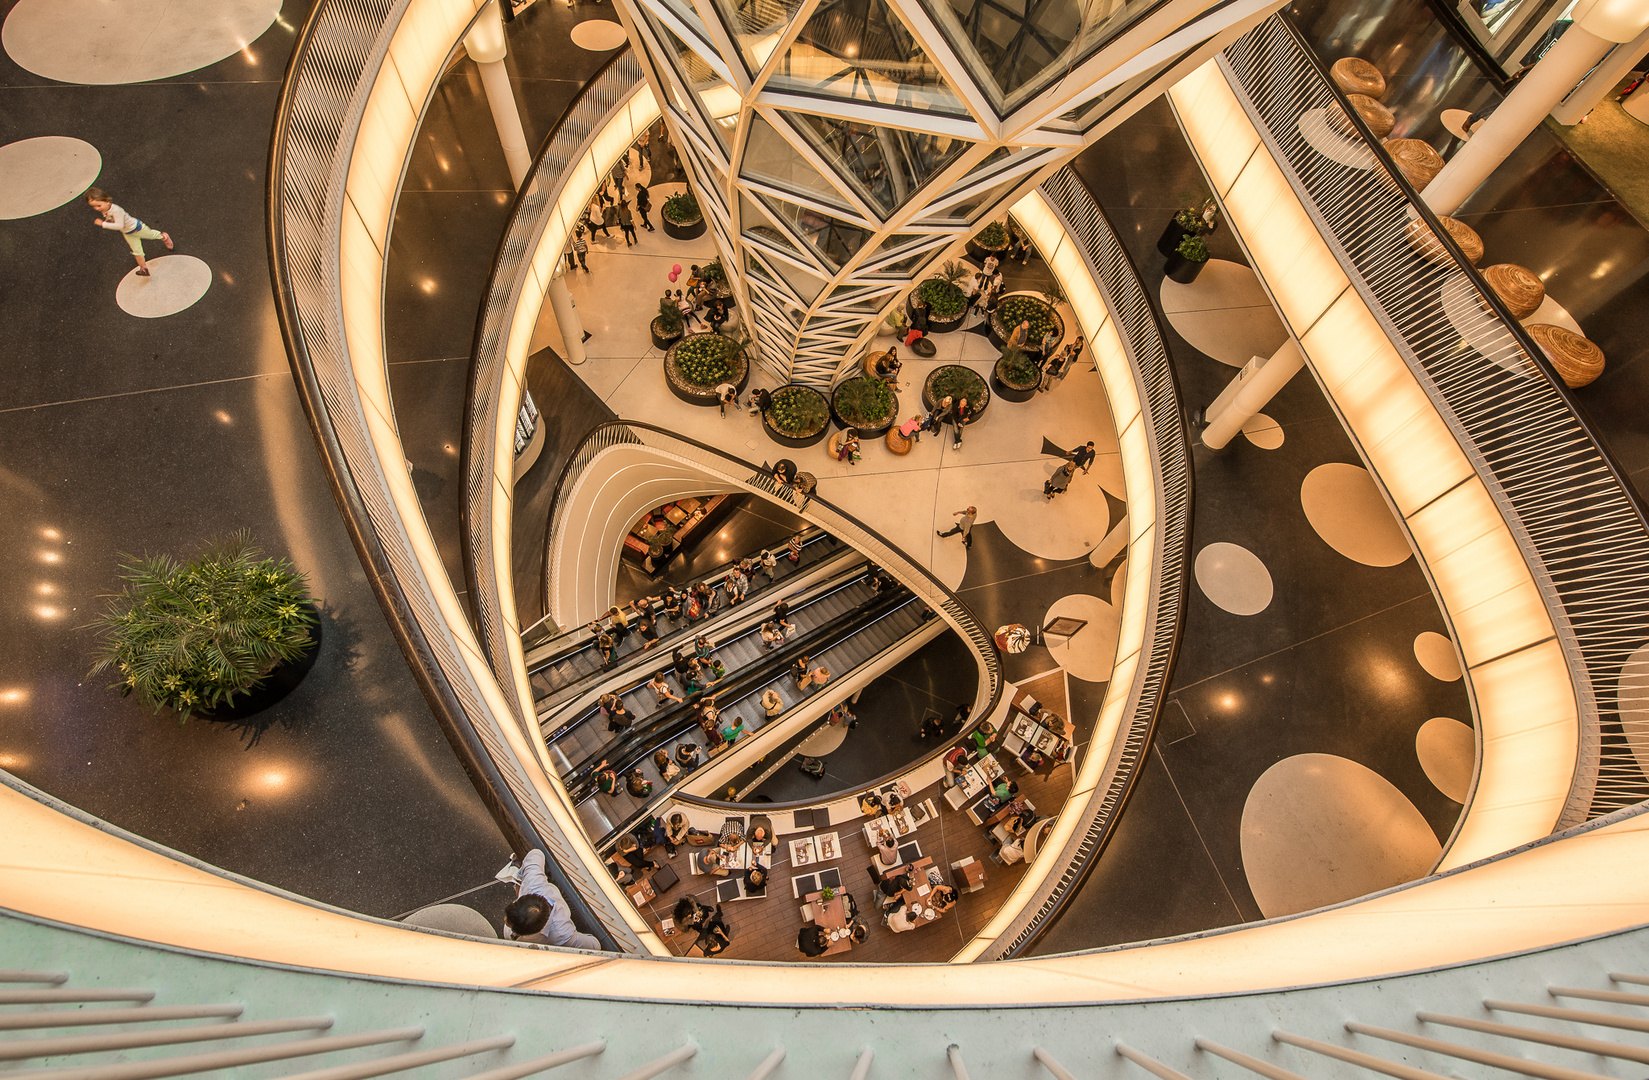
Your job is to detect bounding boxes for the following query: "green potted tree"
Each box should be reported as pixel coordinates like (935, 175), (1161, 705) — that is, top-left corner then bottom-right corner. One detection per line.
(1165, 233), (1210, 284)
(992, 346), (1042, 402)
(661, 189), (706, 240)
(88, 533), (321, 722)
(908, 269), (969, 335)
(922, 364), (991, 423)
(967, 219), (1011, 263)
(664, 330), (751, 404)
(1157, 197), (1217, 257)
(652, 293), (685, 350)
(989, 291), (1065, 354)
(762, 384), (832, 448)
(830, 375), (900, 436)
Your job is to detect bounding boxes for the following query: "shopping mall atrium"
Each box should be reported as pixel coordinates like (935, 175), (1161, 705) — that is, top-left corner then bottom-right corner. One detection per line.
(3, 0), (1649, 1073)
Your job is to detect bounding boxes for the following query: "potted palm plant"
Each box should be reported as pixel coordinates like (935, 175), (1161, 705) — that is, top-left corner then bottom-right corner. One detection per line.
(1165, 234), (1210, 284)
(762, 384), (832, 448)
(88, 533), (321, 722)
(664, 331), (751, 404)
(830, 375), (900, 436)
(662, 190), (706, 240)
(652, 294), (685, 350)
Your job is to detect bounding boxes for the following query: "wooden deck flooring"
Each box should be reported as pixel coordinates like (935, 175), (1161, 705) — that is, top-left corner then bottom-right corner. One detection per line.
(630, 757), (1075, 963)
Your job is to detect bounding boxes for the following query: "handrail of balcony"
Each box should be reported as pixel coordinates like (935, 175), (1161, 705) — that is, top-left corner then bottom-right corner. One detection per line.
(267, 0), (638, 951)
(1221, 13), (1649, 823)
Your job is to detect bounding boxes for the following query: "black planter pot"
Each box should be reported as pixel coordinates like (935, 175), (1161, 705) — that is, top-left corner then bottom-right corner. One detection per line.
(199, 602), (324, 721)
(662, 214), (706, 241)
(761, 385), (832, 448)
(921, 366), (991, 424)
(651, 317), (684, 351)
(1157, 215), (1218, 257)
(1165, 252), (1209, 284)
(966, 239), (1011, 265)
(830, 380), (901, 437)
(664, 334), (750, 405)
(907, 291), (966, 335)
(992, 363), (1040, 403)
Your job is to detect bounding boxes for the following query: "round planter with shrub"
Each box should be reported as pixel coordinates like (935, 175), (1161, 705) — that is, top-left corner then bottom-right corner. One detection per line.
(1165, 233), (1209, 284)
(830, 376), (900, 436)
(88, 532), (321, 722)
(662, 190), (706, 240)
(922, 364), (991, 424)
(908, 276), (968, 334)
(1157, 205), (1217, 257)
(989, 292), (1065, 353)
(664, 332), (750, 405)
(762, 384), (832, 448)
(967, 220), (1011, 263)
(652, 295), (685, 350)
(993, 348), (1041, 402)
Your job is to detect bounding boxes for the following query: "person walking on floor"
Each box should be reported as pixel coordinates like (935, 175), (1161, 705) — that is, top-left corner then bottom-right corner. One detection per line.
(618, 199), (637, 245)
(588, 198), (611, 236)
(1069, 440), (1096, 474)
(938, 505), (977, 549)
(570, 228), (589, 271)
(634, 184), (654, 230)
(87, 188), (172, 276)
(1044, 461), (1076, 500)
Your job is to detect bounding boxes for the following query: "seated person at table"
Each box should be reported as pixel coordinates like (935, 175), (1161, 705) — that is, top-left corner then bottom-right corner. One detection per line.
(748, 825), (773, 856)
(942, 745), (970, 787)
(798, 924), (830, 957)
(851, 922), (869, 945)
(700, 847), (730, 876)
(874, 832), (899, 868)
(884, 900), (917, 933)
(695, 905), (733, 956)
(744, 865), (768, 892)
(884, 790), (904, 814)
(665, 812), (691, 856)
(674, 895), (709, 933)
(611, 834), (657, 880)
(992, 778), (1018, 802)
(970, 720), (998, 753)
(929, 884), (959, 915)
(877, 871), (913, 909)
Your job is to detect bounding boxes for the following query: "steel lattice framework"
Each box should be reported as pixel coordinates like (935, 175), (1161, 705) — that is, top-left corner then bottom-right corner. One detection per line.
(611, 0), (1281, 383)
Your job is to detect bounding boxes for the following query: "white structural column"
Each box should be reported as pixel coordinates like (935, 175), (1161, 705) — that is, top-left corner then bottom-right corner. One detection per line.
(1200, 339), (1304, 450)
(464, 2), (535, 188)
(547, 263), (587, 365)
(1424, 0), (1649, 215)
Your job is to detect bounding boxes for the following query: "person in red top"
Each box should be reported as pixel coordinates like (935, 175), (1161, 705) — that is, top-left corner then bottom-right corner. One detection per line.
(943, 744), (970, 787)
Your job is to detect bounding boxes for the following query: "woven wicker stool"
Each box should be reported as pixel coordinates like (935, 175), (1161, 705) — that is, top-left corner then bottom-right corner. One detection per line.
(1481, 264), (1545, 320)
(1527, 323), (1604, 387)
(1331, 57), (1387, 99)
(1406, 214), (1484, 266)
(1385, 138), (1446, 188)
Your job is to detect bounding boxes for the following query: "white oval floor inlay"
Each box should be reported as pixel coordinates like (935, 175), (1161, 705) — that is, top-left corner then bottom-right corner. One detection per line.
(1416, 717), (1475, 803)
(115, 256), (212, 318)
(1296, 107), (1378, 169)
(1241, 753), (1441, 919)
(1301, 462), (1411, 567)
(570, 20), (628, 50)
(796, 722), (848, 757)
(1617, 642), (1649, 779)
(1523, 293), (1584, 337)
(1241, 413), (1284, 449)
(1159, 260), (1290, 368)
(1194, 542), (1273, 616)
(1439, 273), (1538, 377)
(1413, 631), (1462, 682)
(1040, 593), (1121, 683)
(4, 0), (279, 84)
(0, 136), (100, 218)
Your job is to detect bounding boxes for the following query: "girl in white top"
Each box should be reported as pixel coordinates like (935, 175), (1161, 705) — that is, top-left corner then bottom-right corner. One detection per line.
(86, 188), (172, 275)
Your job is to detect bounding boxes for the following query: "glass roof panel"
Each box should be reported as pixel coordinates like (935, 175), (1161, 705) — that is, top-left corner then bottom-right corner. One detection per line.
(739, 192), (809, 259)
(652, 16), (739, 152)
(706, 0), (808, 74)
(739, 113), (854, 210)
(768, 0), (971, 118)
(757, 191), (873, 268)
(787, 111), (972, 217)
(919, 171), (1023, 222)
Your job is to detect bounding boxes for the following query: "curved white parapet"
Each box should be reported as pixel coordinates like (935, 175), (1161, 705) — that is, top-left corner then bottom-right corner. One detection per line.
(1168, 59), (1578, 872)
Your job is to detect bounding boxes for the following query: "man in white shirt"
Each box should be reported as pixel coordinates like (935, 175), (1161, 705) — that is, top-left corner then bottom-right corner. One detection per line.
(503, 849), (601, 950)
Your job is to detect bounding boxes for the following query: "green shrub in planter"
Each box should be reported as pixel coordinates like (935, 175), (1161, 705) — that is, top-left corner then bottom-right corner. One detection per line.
(927, 364), (988, 405)
(663, 190), (701, 225)
(917, 276), (967, 319)
(657, 296), (684, 336)
(701, 257), (726, 284)
(996, 294), (1058, 343)
(1176, 234), (1209, 262)
(975, 220), (1007, 249)
(88, 533), (316, 721)
(768, 385), (829, 436)
(1173, 206), (1208, 233)
(834, 376), (895, 427)
(673, 333), (741, 387)
(998, 347), (1040, 386)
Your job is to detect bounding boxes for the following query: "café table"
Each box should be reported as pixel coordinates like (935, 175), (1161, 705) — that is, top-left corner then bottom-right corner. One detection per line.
(805, 890), (853, 955)
(892, 858), (945, 929)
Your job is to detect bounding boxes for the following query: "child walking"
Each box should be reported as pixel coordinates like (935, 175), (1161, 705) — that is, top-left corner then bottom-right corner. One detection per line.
(87, 188), (172, 276)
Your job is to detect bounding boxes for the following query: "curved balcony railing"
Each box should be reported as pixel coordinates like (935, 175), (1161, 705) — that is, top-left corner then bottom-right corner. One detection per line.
(268, 0), (641, 952)
(1221, 15), (1649, 823)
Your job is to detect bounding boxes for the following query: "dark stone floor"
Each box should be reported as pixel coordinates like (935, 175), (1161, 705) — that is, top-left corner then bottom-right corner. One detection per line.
(1034, 92), (1474, 954)
(0, 0), (632, 925)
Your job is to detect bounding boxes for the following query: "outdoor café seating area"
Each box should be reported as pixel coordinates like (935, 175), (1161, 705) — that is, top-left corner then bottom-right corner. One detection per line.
(611, 680), (1078, 962)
